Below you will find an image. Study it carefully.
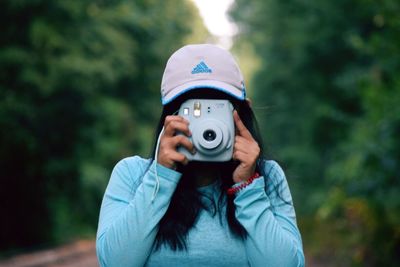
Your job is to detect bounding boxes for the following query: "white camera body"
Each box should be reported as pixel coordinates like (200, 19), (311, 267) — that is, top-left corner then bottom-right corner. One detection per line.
(178, 99), (234, 162)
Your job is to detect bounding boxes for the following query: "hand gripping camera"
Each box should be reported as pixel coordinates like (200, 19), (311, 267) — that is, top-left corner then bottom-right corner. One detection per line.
(178, 99), (234, 162)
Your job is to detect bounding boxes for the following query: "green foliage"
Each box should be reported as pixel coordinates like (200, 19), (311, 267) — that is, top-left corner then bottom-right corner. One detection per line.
(231, 0), (400, 265)
(0, 0), (208, 252)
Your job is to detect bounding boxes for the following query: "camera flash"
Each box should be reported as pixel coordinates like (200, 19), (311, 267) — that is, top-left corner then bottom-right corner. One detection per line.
(194, 102), (201, 117)
(183, 108), (189, 115)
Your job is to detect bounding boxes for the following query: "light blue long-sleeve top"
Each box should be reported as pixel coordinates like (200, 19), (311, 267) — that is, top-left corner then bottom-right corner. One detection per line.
(96, 156), (305, 266)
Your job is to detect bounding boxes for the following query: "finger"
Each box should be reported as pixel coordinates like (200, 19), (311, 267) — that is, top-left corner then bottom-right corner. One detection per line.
(164, 115), (189, 133)
(234, 136), (254, 151)
(233, 145), (254, 159)
(234, 136), (249, 146)
(172, 135), (195, 154)
(165, 115), (188, 124)
(234, 144), (260, 160)
(232, 150), (249, 163)
(234, 136), (260, 157)
(163, 120), (191, 137)
(234, 144), (250, 155)
(168, 150), (189, 165)
(233, 151), (258, 171)
(233, 110), (254, 140)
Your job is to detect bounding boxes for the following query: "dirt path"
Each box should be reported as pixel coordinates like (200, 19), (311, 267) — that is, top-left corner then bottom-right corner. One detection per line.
(1, 240), (327, 267)
(0, 240), (98, 267)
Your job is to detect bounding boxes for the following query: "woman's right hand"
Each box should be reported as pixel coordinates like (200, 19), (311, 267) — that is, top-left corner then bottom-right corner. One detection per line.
(157, 115), (195, 169)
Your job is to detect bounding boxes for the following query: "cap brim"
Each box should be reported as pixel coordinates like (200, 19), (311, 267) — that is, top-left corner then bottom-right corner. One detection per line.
(162, 80), (245, 105)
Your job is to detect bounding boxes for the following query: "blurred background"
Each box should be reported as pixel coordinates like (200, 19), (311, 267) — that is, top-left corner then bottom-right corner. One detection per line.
(1, 0), (399, 266)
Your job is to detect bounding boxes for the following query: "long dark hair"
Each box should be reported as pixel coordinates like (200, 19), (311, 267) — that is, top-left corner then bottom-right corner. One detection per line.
(150, 89), (267, 250)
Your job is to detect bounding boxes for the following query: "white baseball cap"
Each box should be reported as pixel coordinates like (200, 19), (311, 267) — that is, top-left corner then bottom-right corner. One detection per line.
(161, 44), (246, 105)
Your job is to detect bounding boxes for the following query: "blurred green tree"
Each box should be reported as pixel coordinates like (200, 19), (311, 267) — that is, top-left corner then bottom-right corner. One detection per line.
(0, 0), (208, 252)
(231, 0), (400, 265)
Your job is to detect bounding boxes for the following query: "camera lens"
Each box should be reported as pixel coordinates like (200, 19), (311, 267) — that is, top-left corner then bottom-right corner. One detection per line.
(203, 129), (217, 142)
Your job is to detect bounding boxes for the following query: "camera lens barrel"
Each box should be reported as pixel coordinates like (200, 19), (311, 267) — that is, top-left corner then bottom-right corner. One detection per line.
(193, 120), (226, 154)
(203, 129), (217, 142)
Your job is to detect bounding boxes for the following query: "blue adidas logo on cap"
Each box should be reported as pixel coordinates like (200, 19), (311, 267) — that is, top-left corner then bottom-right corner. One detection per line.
(191, 61), (212, 74)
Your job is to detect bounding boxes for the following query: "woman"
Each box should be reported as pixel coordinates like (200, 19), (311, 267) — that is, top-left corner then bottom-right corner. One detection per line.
(96, 44), (305, 266)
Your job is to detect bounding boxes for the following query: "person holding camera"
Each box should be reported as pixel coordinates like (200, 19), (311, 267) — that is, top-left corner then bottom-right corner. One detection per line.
(96, 44), (305, 267)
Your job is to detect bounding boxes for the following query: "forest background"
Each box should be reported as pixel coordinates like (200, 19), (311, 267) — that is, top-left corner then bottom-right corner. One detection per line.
(1, 0), (399, 266)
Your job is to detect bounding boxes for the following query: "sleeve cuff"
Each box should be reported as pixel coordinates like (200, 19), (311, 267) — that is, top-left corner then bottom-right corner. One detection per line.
(149, 161), (182, 184)
(235, 176), (267, 198)
(234, 176), (265, 193)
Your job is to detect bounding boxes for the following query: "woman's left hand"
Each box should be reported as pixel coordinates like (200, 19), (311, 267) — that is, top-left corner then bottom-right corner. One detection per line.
(232, 110), (261, 183)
